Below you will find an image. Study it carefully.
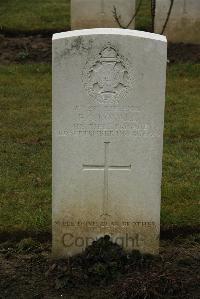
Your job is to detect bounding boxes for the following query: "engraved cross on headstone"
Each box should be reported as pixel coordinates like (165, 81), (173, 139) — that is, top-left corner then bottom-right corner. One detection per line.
(83, 142), (131, 217)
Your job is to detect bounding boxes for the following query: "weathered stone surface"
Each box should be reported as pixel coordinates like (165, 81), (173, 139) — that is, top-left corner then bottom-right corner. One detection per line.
(71, 0), (135, 30)
(52, 29), (167, 257)
(155, 0), (200, 44)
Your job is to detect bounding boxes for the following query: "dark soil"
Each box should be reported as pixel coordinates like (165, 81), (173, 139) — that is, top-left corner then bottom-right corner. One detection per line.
(0, 35), (52, 64)
(0, 28), (66, 38)
(0, 235), (199, 299)
(0, 35), (199, 65)
(0, 225), (199, 244)
(167, 43), (200, 63)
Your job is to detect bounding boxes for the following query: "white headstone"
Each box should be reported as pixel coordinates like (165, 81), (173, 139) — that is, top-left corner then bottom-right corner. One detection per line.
(71, 0), (136, 30)
(155, 0), (200, 44)
(52, 29), (167, 257)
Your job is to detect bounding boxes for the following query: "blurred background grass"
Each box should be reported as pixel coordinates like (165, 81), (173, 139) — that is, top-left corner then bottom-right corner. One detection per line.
(0, 0), (152, 32)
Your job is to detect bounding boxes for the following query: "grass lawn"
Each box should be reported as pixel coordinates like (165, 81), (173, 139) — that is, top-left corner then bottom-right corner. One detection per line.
(0, 0), (70, 31)
(0, 0), (151, 32)
(136, 0), (152, 31)
(0, 63), (199, 234)
(0, 64), (52, 233)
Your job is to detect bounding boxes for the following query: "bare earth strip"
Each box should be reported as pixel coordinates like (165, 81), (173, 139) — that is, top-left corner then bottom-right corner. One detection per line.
(0, 36), (199, 65)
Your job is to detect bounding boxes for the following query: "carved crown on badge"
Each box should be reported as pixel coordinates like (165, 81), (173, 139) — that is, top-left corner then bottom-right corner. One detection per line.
(82, 44), (132, 104)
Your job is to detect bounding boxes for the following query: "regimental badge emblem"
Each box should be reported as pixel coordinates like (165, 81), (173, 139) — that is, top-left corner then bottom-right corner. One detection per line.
(82, 45), (132, 104)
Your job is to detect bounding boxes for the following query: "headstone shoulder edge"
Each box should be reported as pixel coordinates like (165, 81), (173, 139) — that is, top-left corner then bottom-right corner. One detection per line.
(52, 29), (167, 43)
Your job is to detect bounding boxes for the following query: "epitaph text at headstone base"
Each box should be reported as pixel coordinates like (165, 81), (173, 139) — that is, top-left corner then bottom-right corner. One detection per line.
(155, 0), (200, 44)
(71, 0), (136, 30)
(52, 29), (167, 257)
